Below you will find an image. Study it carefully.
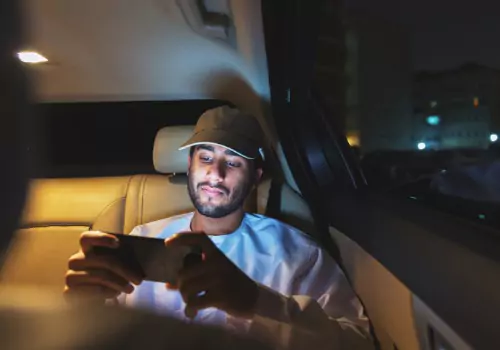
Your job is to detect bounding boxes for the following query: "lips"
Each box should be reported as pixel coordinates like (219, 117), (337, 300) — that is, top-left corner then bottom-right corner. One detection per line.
(200, 185), (225, 196)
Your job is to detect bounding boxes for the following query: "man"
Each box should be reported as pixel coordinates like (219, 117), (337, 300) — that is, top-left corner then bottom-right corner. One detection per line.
(64, 106), (373, 348)
(0, 4), (270, 349)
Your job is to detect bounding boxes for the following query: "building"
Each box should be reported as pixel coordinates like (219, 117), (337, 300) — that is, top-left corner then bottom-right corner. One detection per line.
(312, 0), (347, 132)
(344, 11), (414, 154)
(413, 63), (500, 150)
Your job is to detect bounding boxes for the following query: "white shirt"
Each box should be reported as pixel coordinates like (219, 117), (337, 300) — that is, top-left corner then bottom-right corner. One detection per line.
(120, 212), (373, 349)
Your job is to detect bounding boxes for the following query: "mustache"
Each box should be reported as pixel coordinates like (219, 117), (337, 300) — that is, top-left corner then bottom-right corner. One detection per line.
(197, 182), (230, 195)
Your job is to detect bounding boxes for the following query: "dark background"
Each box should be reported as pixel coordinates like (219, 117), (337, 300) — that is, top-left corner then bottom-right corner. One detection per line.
(38, 100), (227, 177)
(346, 0), (500, 71)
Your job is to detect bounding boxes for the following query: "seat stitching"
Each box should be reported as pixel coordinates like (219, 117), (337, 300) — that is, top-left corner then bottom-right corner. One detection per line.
(90, 197), (126, 232)
(128, 175), (143, 229)
(122, 175), (137, 231)
(139, 175), (147, 225)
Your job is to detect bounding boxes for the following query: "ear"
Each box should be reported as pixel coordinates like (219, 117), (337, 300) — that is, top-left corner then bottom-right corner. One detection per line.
(255, 168), (263, 184)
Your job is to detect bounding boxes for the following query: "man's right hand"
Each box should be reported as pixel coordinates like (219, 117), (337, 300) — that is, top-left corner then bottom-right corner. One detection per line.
(64, 231), (143, 302)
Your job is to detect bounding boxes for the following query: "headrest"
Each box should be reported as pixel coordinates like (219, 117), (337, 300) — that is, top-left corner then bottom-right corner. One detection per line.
(153, 125), (194, 174)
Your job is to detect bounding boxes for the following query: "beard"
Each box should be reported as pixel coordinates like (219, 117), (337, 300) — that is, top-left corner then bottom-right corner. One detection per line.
(187, 172), (253, 219)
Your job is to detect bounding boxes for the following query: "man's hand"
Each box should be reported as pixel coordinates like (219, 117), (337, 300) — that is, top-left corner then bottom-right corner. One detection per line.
(166, 232), (259, 319)
(64, 231), (143, 302)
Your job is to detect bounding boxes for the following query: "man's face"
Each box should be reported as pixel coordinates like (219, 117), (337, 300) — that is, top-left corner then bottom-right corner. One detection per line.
(187, 144), (260, 218)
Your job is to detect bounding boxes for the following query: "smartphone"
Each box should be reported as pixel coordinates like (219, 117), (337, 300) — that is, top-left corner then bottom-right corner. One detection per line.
(92, 233), (202, 284)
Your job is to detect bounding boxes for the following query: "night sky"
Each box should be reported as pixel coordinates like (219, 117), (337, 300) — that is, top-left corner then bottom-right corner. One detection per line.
(346, 0), (500, 71)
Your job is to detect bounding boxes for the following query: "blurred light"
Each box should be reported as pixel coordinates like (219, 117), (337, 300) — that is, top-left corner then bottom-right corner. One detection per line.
(346, 132), (360, 147)
(473, 97), (479, 108)
(17, 51), (48, 64)
(417, 142), (426, 150)
(478, 214), (486, 220)
(426, 115), (441, 126)
(490, 133), (498, 142)
(347, 135), (359, 147)
(430, 100), (438, 108)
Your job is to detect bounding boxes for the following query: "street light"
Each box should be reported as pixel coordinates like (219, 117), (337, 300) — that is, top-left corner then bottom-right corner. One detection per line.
(490, 133), (498, 142)
(417, 142), (426, 150)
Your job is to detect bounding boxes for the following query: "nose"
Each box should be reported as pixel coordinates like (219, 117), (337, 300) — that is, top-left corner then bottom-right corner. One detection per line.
(206, 160), (226, 184)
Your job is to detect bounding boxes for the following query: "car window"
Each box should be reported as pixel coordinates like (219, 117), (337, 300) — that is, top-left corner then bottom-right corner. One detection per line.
(328, 2), (500, 228)
(36, 100), (228, 178)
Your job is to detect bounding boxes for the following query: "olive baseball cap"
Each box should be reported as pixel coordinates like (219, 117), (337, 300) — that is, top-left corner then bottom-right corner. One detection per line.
(179, 106), (265, 160)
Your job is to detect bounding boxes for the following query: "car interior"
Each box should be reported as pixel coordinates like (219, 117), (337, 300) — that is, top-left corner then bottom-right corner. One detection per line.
(2, 1), (498, 349)
(2, 124), (313, 295)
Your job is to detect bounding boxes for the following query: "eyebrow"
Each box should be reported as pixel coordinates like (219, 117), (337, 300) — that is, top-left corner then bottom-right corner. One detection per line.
(196, 145), (240, 157)
(197, 145), (215, 152)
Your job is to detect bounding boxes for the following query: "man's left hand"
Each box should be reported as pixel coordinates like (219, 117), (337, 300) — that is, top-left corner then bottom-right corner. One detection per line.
(165, 232), (259, 319)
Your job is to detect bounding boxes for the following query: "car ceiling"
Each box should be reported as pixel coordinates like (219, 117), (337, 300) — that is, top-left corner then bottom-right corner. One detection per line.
(23, 0), (270, 104)
(23, 0), (299, 193)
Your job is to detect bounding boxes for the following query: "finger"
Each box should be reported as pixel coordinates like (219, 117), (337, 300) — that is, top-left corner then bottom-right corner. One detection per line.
(68, 252), (143, 285)
(176, 260), (220, 288)
(68, 253), (143, 285)
(165, 232), (218, 255)
(64, 284), (120, 300)
(184, 305), (198, 319)
(64, 284), (121, 303)
(186, 292), (218, 313)
(179, 273), (220, 304)
(80, 231), (119, 255)
(66, 269), (135, 294)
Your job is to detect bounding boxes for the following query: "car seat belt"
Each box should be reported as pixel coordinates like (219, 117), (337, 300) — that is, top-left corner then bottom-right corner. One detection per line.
(265, 178), (282, 219)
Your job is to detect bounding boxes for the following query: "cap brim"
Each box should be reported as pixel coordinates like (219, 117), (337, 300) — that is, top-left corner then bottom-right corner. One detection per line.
(178, 130), (258, 159)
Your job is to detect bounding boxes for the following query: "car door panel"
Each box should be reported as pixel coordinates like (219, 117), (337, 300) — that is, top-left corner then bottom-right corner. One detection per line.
(330, 226), (420, 350)
(326, 194), (500, 349)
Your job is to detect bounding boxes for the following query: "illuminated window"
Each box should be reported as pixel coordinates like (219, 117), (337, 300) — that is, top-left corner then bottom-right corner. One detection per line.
(426, 115), (440, 126)
(473, 97), (479, 108)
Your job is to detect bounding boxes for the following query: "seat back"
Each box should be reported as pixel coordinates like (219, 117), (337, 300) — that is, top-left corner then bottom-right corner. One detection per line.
(257, 177), (317, 237)
(123, 174), (194, 233)
(0, 174), (197, 293)
(1, 177), (131, 292)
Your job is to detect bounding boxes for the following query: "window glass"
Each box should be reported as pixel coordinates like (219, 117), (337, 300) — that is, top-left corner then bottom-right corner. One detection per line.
(334, 1), (500, 228)
(36, 100), (228, 178)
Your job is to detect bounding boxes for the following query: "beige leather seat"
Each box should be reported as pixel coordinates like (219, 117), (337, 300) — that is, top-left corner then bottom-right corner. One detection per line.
(0, 126), (193, 293)
(1, 176), (130, 292)
(0, 125), (258, 293)
(0, 173), (195, 293)
(256, 178), (317, 237)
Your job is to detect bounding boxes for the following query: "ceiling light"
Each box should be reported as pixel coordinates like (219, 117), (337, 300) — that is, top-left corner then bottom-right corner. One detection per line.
(17, 51), (48, 64)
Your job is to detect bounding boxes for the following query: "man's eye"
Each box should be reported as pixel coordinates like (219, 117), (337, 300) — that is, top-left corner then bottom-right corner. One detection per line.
(200, 156), (212, 163)
(227, 161), (241, 168)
